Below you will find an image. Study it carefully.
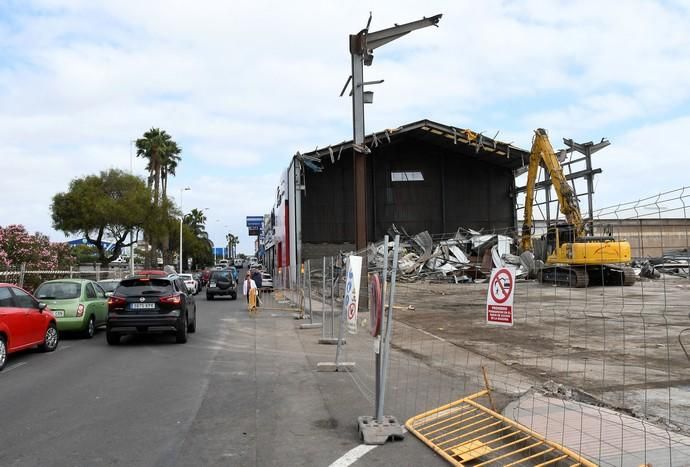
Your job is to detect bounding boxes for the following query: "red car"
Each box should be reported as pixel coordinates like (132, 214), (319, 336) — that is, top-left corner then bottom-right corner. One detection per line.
(0, 283), (59, 370)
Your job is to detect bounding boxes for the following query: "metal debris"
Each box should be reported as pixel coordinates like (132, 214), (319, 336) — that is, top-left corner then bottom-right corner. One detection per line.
(368, 226), (529, 282)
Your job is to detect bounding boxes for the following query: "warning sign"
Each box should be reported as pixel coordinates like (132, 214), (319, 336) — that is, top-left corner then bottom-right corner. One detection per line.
(486, 267), (515, 326)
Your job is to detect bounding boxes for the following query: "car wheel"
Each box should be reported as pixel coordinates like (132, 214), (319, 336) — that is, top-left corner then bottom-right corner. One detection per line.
(176, 314), (188, 344)
(0, 335), (7, 371)
(206, 294), (213, 301)
(39, 324), (59, 352)
(231, 292), (237, 300)
(84, 316), (96, 339)
(106, 330), (121, 345)
(187, 314), (196, 333)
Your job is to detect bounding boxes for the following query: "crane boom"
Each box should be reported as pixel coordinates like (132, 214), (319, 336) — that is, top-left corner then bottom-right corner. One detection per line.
(521, 128), (584, 251)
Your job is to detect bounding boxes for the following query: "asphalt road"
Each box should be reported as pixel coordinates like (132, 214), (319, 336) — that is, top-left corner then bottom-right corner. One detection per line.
(0, 289), (445, 467)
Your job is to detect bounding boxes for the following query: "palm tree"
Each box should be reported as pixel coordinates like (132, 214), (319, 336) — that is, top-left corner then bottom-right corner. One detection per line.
(136, 128), (181, 267)
(185, 208), (208, 233)
(161, 142), (181, 202)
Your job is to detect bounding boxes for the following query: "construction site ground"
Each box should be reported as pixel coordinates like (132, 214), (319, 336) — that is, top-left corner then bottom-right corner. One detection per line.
(276, 274), (690, 465)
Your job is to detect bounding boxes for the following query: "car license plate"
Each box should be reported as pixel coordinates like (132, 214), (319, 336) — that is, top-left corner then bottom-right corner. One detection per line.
(130, 303), (156, 310)
(52, 310), (64, 317)
(209, 282), (216, 287)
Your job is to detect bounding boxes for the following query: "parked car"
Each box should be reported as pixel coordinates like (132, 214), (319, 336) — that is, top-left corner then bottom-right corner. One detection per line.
(97, 279), (121, 297)
(34, 279), (108, 338)
(178, 274), (199, 295)
(261, 272), (273, 291)
(206, 269), (237, 300)
(106, 274), (196, 345)
(0, 283), (59, 370)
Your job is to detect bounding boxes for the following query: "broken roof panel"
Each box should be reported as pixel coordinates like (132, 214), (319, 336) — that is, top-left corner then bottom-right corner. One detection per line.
(298, 119), (530, 172)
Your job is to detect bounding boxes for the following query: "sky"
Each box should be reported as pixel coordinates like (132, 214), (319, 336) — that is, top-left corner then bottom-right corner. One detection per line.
(1, 0), (689, 254)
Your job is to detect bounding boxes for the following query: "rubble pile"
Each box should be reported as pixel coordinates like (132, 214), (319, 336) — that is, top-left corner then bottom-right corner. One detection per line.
(367, 225), (536, 283)
(634, 248), (690, 279)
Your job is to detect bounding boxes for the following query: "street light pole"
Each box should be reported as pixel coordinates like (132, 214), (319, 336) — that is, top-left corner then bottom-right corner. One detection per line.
(129, 139), (136, 274)
(179, 187), (191, 272)
(348, 13), (442, 253)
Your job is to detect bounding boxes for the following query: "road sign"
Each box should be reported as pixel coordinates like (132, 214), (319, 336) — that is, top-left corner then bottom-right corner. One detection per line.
(246, 216), (263, 227)
(343, 255), (363, 334)
(486, 267), (515, 326)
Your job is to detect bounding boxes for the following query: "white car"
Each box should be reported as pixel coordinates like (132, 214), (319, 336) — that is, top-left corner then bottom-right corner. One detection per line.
(178, 274), (199, 295)
(261, 272), (273, 290)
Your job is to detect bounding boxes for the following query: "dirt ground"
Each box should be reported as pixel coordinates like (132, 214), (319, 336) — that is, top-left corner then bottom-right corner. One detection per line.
(389, 275), (690, 434)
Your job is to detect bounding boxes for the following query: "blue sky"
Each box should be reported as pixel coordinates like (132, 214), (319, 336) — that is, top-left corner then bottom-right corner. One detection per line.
(1, 0), (689, 253)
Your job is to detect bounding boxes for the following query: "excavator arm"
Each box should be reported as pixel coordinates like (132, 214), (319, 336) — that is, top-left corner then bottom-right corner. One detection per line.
(521, 128), (585, 252)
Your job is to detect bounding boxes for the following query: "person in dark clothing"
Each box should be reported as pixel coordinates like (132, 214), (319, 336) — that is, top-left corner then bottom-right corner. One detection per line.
(251, 268), (263, 305)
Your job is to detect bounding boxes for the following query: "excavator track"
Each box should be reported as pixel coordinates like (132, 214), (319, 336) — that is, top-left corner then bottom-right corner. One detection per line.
(539, 265), (636, 288)
(538, 266), (589, 288)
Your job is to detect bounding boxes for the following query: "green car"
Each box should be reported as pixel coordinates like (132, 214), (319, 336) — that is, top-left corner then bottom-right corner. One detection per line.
(34, 279), (108, 338)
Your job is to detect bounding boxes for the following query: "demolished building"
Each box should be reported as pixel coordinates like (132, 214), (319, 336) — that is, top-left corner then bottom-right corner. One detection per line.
(263, 119), (532, 283)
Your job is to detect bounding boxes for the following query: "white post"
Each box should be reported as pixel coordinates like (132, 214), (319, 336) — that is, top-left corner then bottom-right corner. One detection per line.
(179, 187), (190, 272)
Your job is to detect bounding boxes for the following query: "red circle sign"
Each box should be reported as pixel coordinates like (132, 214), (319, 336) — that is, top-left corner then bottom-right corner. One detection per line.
(490, 268), (513, 304)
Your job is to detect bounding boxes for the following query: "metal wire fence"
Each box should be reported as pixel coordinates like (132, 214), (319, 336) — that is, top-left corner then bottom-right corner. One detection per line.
(289, 187), (690, 466)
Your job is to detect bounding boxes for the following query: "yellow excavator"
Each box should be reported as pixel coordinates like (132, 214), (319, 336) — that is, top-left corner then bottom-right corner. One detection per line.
(521, 128), (635, 287)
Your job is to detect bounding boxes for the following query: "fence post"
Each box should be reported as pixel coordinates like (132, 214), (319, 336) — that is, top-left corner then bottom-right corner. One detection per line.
(299, 259), (321, 330)
(19, 263), (26, 288)
(96, 264), (101, 281)
(358, 234), (404, 444)
(69, 266), (74, 279)
(318, 256), (340, 344)
(375, 234), (390, 419)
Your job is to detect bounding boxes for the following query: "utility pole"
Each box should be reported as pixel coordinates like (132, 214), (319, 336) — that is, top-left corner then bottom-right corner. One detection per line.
(348, 13), (442, 253)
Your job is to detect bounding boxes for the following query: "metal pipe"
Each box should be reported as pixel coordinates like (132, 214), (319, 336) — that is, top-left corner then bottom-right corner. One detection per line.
(330, 256), (335, 338)
(375, 234), (390, 419)
(307, 260), (313, 324)
(322, 256), (327, 338)
(377, 234), (399, 421)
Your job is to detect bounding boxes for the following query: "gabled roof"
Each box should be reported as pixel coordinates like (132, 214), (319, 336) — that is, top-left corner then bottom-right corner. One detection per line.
(295, 119), (530, 172)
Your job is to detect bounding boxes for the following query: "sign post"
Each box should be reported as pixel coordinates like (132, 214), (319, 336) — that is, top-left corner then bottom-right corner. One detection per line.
(486, 267), (516, 326)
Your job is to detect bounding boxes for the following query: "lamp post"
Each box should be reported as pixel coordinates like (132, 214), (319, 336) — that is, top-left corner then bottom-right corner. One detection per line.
(179, 187), (191, 272)
(129, 139), (136, 274)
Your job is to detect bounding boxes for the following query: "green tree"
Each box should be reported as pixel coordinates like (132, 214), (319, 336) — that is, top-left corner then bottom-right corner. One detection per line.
(136, 128), (182, 267)
(51, 169), (152, 267)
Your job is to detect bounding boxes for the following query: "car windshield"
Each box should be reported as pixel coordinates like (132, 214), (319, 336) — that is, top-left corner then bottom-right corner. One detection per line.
(98, 281), (119, 293)
(116, 278), (173, 295)
(178, 274), (193, 281)
(35, 282), (81, 300)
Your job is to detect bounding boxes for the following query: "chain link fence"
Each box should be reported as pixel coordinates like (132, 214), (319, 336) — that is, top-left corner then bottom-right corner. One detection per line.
(288, 187), (690, 466)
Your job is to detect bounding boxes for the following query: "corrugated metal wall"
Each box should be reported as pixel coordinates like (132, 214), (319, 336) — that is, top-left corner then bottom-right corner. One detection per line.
(300, 134), (516, 256)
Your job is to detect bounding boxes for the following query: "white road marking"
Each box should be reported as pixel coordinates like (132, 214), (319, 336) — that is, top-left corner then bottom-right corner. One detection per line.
(328, 444), (378, 467)
(327, 427), (409, 467)
(3, 361), (27, 373)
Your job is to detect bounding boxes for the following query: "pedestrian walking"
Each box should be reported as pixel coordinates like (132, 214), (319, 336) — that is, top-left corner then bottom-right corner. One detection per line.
(243, 272), (258, 314)
(251, 268), (263, 305)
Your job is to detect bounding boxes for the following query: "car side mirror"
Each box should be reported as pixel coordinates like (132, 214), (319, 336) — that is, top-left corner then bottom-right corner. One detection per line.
(38, 302), (47, 312)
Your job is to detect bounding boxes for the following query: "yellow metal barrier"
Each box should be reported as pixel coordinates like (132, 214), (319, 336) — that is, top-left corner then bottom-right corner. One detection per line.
(405, 390), (597, 466)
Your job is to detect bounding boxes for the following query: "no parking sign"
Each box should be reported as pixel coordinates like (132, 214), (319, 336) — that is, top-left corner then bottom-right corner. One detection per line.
(486, 267), (515, 326)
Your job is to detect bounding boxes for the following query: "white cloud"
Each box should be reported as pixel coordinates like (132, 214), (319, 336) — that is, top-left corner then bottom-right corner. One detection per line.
(1, 0), (689, 247)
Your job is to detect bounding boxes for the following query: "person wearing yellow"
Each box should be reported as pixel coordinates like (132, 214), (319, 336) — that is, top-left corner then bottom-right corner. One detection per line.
(243, 272), (258, 314)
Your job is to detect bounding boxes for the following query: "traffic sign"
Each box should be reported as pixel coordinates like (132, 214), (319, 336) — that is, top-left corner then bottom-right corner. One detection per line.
(343, 255), (363, 334)
(246, 216), (263, 227)
(486, 267), (515, 326)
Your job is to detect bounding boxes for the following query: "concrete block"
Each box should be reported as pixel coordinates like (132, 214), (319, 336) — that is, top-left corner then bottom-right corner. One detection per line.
(318, 338), (345, 345)
(299, 323), (322, 329)
(316, 362), (356, 372)
(357, 415), (405, 445)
